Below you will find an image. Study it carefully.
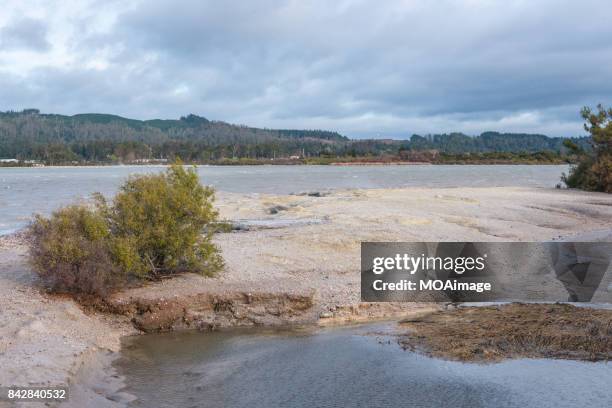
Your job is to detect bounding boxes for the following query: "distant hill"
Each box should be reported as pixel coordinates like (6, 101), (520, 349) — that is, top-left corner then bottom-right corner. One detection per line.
(403, 131), (587, 154)
(0, 109), (590, 164)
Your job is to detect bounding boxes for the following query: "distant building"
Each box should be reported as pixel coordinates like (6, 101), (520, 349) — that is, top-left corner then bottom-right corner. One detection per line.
(23, 160), (45, 167)
(0, 159), (18, 163)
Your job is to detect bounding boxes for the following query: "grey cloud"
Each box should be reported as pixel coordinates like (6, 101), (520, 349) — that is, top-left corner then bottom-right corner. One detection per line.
(0, 17), (50, 51)
(2, 1), (612, 137)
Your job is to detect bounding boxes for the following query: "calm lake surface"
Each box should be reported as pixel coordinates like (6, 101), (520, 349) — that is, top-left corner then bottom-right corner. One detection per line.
(116, 323), (612, 408)
(0, 165), (568, 234)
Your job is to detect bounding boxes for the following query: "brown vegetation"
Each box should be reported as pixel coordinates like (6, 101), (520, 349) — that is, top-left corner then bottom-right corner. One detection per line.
(397, 303), (612, 362)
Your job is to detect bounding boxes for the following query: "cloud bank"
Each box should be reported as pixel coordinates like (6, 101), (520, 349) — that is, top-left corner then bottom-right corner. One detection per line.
(1, 0), (611, 137)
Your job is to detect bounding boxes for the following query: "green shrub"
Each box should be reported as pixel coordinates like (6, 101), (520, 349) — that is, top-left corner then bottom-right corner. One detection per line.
(28, 164), (223, 296)
(108, 164), (223, 277)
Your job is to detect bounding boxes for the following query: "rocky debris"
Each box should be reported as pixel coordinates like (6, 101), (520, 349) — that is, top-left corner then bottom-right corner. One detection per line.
(0, 230), (30, 249)
(230, 222), (251, 231)
(318, 303), (440, 325)
(267, 205), (290, 214)
(292, 191), (330, 197)
(230, 218), (327, 231)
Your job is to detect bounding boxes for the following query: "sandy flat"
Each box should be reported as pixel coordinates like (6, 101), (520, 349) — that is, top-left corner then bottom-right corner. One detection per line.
(1, 186), (612, 406)
(211, 187), (612, 307)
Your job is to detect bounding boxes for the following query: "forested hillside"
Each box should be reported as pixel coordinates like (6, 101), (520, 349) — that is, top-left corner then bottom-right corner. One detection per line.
(0, 110), (349, 163)
(0, 109), (590, 164)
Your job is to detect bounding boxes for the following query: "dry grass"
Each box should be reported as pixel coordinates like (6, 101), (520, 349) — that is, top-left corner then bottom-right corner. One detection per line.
(398, 303), (612, 362)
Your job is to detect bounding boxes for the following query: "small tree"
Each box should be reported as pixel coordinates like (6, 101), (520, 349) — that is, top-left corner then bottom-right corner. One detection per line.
(563, 105), (612, 192)
(108, 164), (223, 277)
(29, 164), (223, 296)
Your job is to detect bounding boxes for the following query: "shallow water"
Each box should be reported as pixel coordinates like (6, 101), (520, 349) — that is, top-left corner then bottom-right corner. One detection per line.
(116, 323), (612, 408)
(0, 164), (568, 234)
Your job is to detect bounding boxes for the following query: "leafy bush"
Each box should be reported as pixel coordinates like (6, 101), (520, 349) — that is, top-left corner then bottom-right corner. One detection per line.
(29, 205), (122, 295)
(563, 105), (612, 193)
(108, 164), (223, 277)
(29, 164), (223, 295)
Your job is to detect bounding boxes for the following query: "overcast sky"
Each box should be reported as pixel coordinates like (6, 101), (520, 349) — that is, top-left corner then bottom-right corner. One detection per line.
(1, 0), (611, 138)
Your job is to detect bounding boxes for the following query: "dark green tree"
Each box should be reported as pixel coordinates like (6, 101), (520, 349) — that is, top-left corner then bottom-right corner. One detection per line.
(563, 105), (612, 192)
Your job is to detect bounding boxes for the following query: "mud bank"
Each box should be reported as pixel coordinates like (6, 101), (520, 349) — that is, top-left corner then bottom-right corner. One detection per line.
(104, 290), (318, 332)
(101, 287), (439, 333)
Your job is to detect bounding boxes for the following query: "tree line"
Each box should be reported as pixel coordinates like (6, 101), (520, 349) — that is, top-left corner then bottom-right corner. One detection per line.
(0, 109), (591, 165)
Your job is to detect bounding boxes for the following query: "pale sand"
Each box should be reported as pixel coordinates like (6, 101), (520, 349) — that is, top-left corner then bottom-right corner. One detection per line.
(211, 186), (612, 308)
(1, 186), (611, 406)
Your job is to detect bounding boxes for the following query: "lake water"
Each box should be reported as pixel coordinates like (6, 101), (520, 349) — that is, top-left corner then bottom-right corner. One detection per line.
(0, 165), (568, 234)
(116, 323), (612, 408)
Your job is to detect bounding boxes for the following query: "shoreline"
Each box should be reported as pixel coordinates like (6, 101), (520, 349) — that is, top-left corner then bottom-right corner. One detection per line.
(0, 233), (441, 407)
(2, 185), (612, 406)
(0, 162), (570, 169)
